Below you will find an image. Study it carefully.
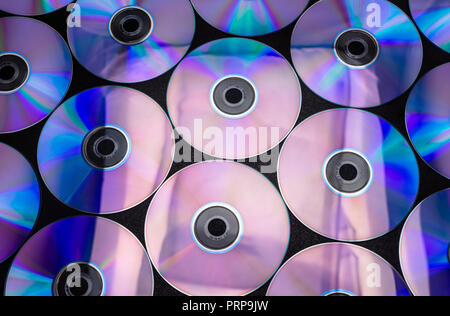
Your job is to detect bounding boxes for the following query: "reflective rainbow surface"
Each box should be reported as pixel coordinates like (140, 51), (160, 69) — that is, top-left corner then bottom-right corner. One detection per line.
(0, 17), (72, 133)
(278, 109), (419, 241)
(191, 0), (308, 36)
(38, 86), (174, 214)
(406, 63), (450, 179)
(400, 189), (450, 296)
(168, 37), (301, 160)
(291, 0), (423, 107)
(268, 243), (410, 296)
(67, 0), (195, 83)
(0, 0), (72, 15)
(145, 161), (290, 296)
(5, 216), (153, 296)
(410, 0), (450, 53)
(0, 143), (40, 263)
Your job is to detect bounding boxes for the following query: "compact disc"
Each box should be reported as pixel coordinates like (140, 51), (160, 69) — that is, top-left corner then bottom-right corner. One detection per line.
(191, 0), (308, 36)
(145, 161), (290, 296)
(38, 86), (174, 214)
(278, 109), (419, 241)
(5, 216), (153, 296)
(291, 0), (423, 107)
(410, 0), (450, 53)
(67, 0), (195, 83)
(267, 243), (410, 296)
(0, 143), (40, 263)
(168, 37), (301, 160)
(400, 189), (450, 296)
(0, 0), (72, 15)
(406, 63), (450, 179)
(0, 17), (72, 133)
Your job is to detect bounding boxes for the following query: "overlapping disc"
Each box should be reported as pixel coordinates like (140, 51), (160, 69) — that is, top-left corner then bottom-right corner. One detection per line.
(145, 161), (290, 296)
(5, 216), (153, 296)
(0, 0), (72, 15)
(0, 143), (40, 263)
(400, 189), (450, 296)
(406, 63), (450, 179)
(410, 0), (450, 53)
(168, 38), (301, 160)
(278, 109), (419, 241)
(291, 0), (423, 107)
(0, 17), (72, 133)
(67, 0), (195, 83)
(38, 86), (174, 214)
(191, 0), (309, 36)
(267, 243), (410, 296)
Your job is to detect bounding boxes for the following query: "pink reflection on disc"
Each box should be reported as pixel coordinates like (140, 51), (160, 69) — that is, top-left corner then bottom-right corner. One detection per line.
(278, 109), (419, 241)
(267, 243), (409, 296)
(168, 38), (301, 160)
(145, 161), (290, 296)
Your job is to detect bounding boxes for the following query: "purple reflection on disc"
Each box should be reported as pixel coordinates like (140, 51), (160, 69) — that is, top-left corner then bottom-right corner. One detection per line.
(0, 17), (72, 133)
(5, 216), (153, 296)
(278, 109), (419, 241)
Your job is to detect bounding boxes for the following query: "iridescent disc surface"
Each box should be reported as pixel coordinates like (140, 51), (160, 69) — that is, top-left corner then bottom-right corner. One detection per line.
(0, 0), (72, 15)
(406, 63), (450, 179)
(191, 0), (308, 36)
(145, 161), (290, 296)
(0, 17), (72, 133)
(267, 243), (410, 296)
(410, 0), (450, 53)
(38, 86), (174, 214)
(0, 143), (40, 263)
(67, 0), (195, 83)
(291, 0), (423, 107)
(168, 38), (301, 160)
(5, 216), (153, 296)
(400, 189), (450, 296)
(278, 109), (419, 241)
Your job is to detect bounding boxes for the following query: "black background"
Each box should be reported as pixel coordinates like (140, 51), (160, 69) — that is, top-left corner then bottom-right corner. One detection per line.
(0, 0), (449, 296)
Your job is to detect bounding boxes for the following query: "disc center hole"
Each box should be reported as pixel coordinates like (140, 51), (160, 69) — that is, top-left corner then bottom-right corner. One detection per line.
(339, 163), (358, 181)
(0, 64), (16, 81)
(325, 291), (353, 297)
(348, 40), (366, 56)
(335, 29), (379, 67)
(53, 262), (104, 297)
(68, 276), (91, 297)
(208, 218), (227, 237)
(447, 244), (450, 264)
(97, 138), (116, 157)
(122, 16), (141, 34)
(83, 127), (129, 169)
(110, 7), (153, 45)
(225, 88), (244, 105)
